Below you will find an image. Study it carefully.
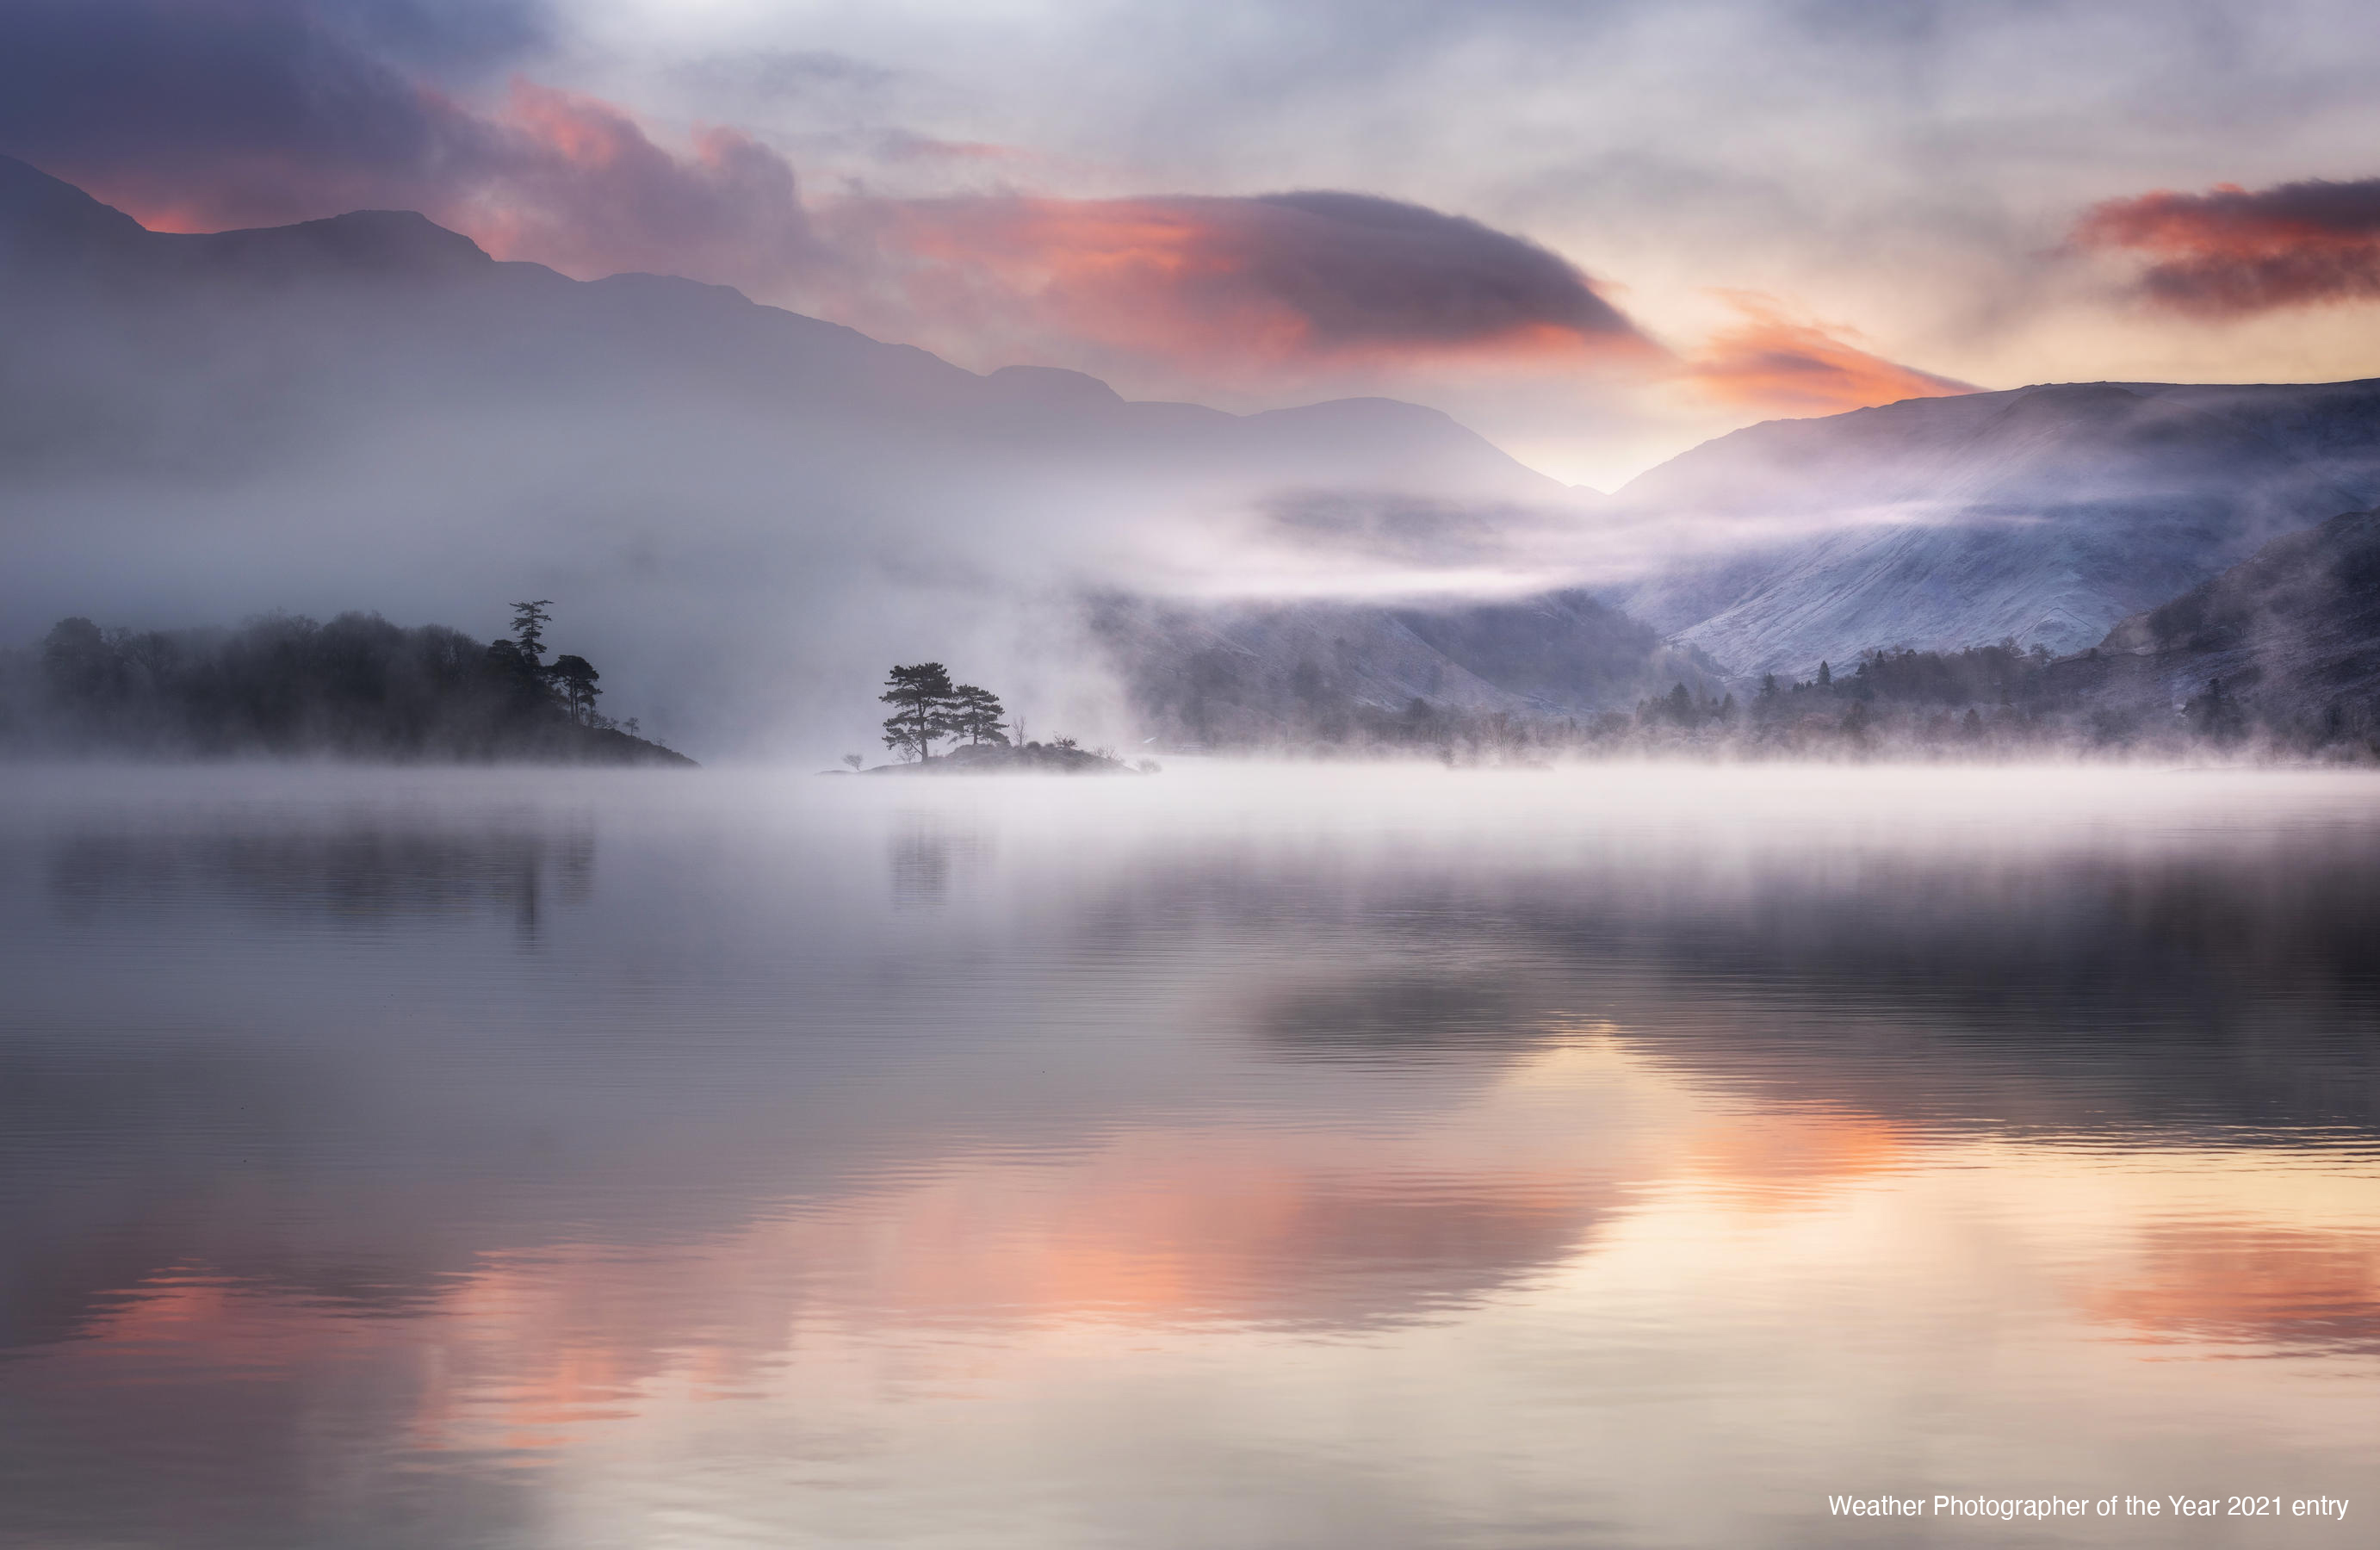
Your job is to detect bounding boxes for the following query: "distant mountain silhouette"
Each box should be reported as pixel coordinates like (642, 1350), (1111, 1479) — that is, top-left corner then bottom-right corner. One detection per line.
(1602, 381), (2380, 677)
(0, 155), (1559, 499)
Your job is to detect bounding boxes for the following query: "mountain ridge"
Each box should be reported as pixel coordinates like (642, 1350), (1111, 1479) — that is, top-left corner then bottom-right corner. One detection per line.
(2042, 505), (2380, 747)
(1602, 375), (2380, 677)
(0, 153), (1561, 499)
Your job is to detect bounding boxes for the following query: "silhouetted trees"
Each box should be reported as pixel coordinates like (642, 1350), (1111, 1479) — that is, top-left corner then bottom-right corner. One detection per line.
(1832, 642), (2046, 704)
(877, 664), (1016, 760)
(40, 617), (130, 706)
(880, 662), (957, 760)
(1079, 629), (2375, 765)
(511, 599), (554, 659)
(4, 604), (681, 762)
(1636, 682), (1735, 730)
(549, 654), (601, 724)
(949, 684), (1008, 747)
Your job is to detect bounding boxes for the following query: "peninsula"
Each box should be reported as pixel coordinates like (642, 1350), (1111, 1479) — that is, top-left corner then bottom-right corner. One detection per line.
(2, 601), (693, 765)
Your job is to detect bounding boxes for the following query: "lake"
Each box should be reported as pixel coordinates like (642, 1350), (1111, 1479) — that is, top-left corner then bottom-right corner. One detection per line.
(2, 762), (2376, 1548)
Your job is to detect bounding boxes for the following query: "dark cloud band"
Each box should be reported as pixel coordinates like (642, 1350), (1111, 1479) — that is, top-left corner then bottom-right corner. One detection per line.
(0, 1), (545, 201)
(1240, 191), (1642, 347)
(0, 0), (812, 291)
(856, 190), (1651, 368)
(2075, 177), (2380, 317)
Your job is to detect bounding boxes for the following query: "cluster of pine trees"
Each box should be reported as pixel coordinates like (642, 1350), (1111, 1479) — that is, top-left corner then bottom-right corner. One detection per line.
(487, 601), (610, 728)
(1602, 643), (2071, 751)
(876, 663), (1010, 760)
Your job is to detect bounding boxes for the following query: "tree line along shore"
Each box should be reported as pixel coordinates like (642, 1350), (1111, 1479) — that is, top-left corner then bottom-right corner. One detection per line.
(0, 601), (691, 764)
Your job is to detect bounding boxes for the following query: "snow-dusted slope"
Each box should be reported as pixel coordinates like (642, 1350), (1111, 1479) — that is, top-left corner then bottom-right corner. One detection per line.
(1607, 381), (2380, 677)
(1094, 589), (1721, 747)
(2042, 507), (2380, 741)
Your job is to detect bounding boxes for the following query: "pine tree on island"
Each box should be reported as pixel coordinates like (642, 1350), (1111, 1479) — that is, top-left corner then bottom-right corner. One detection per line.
(880, 662), (957, 761)
(949, 684), (1009, 747)
(867, 664), (1131, 773)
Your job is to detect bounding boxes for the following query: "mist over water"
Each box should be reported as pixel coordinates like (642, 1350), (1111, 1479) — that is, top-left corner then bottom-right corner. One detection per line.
(2, 762), (2376, 1548)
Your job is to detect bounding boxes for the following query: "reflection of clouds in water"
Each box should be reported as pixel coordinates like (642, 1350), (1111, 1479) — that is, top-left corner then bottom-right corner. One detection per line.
(45, 820), (594, 939)
(0, 1268), (545, 1548)
(23, 1042), (2380, 1550)
(8, 767), (2380, 1546)
(2082, 1222), (2380, 1355)
(32, 1034), (1650, 1446)
(0, 1041), (341, 1354)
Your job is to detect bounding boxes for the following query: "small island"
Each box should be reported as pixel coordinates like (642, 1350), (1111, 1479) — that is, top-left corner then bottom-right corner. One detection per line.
(828, 662), (1150, 775)
(3, 600), (692, 765)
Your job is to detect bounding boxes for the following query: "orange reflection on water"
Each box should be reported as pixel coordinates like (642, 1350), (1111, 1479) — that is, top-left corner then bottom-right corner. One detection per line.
(1678, 1106), (1914, 1210)
(52, 1032), (2380, 1480)
(2080, 1223), (2380, 1354)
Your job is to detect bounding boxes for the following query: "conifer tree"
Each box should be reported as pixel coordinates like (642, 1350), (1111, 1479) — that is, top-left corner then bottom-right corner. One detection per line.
(510, 600), (554, 663)
(550, 654), (600, 724)
(950, 684), (1009, 746)
(880, 662), (958, 760)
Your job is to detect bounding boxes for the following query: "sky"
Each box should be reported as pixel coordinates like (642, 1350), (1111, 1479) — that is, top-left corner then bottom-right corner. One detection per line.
(6, 0), (2380, 485)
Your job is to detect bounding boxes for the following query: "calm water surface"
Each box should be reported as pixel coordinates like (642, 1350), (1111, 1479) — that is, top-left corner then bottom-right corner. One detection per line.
(2, 762), (2376, 1548)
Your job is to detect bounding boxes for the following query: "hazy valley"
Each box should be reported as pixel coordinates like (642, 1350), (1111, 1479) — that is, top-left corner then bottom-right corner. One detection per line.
(5, 153), (2379, 762)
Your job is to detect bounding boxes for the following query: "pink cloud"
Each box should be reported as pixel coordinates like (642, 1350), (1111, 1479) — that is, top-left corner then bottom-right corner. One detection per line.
(827, 190), (1658, 386)
(2073, 177), (2380, 317)
(1682, 295), (1974, 417)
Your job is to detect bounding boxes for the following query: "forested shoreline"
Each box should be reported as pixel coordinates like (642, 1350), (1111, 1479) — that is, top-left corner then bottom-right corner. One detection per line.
(1154, 637), (2380, 766)
(0, 604), (692, 765)
(1116, 509), (2380, 766)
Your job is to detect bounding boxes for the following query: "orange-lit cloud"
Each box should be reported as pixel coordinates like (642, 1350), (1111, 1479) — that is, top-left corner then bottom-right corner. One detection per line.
(449, 80), (812, 291)
(834, 191), (1656, 386)
(2073, 177), (2380, 318)
(1682, 294), (1975, 418)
